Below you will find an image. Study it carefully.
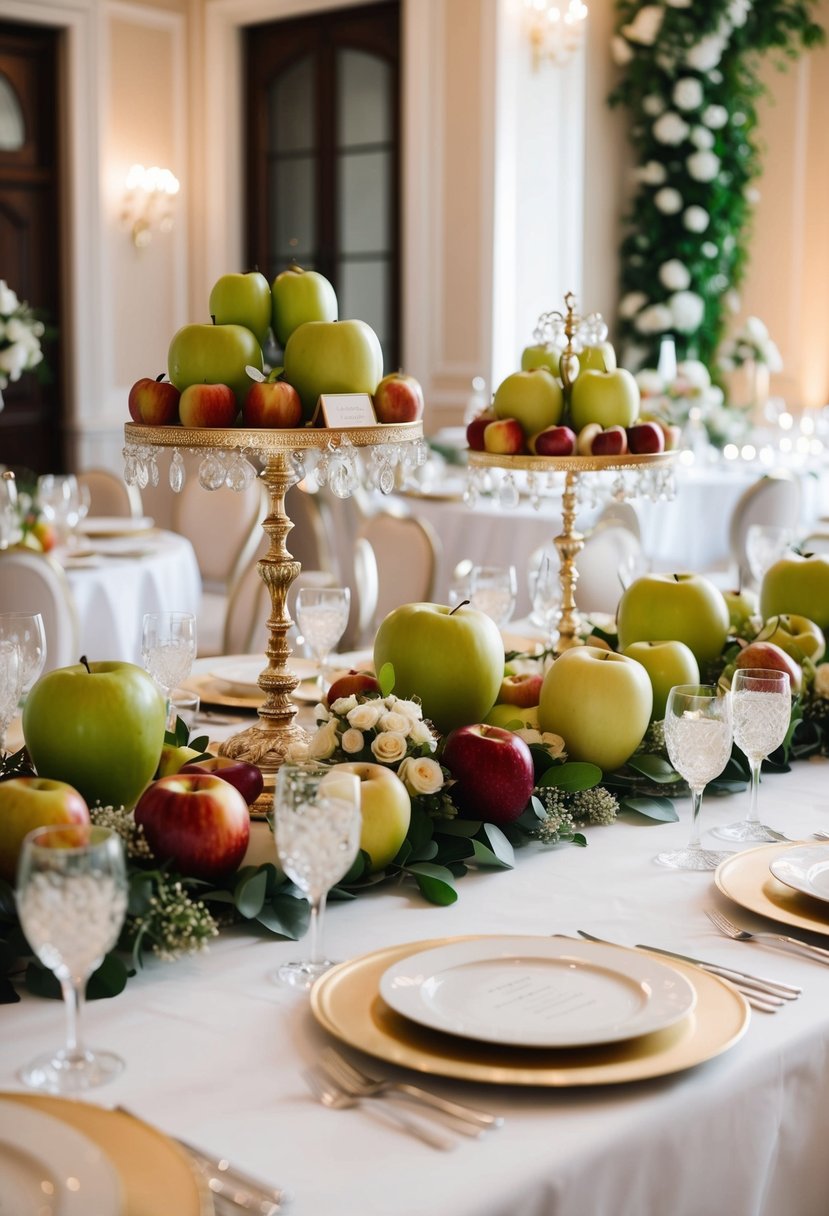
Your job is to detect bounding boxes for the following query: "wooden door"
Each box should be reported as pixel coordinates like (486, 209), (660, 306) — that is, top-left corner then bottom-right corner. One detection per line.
(0, 20), (63, 476)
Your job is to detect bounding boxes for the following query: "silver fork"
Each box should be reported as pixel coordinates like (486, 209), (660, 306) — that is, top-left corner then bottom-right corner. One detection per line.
(319, 1048), (503, 1131)
(706, 908), (829, 965)
(303, 1067), (457, 1151)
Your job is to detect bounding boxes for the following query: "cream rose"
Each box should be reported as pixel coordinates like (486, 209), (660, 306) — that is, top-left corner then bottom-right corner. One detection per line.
(409, 719), (438, 750)
(379, 711), (412, 735)
(346, 702), (384, 730)
(371, 731), (409, 764)
(330, 694), (358, 715)
(387, 697), (423, 722)
(307, 719), (340, 761)
(540, 733), (567, 758)
(341, 728), (365, 754)
(397, 756), (444, 797)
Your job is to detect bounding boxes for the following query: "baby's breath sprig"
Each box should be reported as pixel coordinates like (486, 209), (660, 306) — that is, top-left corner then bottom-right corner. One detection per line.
(88, 804), (153, 861)
(127, 873), (219, 963)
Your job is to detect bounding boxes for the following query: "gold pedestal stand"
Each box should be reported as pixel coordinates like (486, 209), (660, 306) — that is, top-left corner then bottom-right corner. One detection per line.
(124, 420), (423, 814)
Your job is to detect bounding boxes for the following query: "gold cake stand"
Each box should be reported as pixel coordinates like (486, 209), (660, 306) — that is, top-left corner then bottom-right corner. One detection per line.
(124, 420), (423, 813)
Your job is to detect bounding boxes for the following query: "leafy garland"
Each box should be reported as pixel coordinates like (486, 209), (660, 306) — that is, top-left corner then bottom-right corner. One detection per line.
(610, 0), (824, 371)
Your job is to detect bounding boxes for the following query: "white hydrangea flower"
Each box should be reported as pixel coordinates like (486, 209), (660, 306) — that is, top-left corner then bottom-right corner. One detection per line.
(687, 35), (726, 72)
(397, 755), (444, 796)
(654, 187), (683, 214)
(642, 95), (665, 117)
(690, 125), (715, 150)
(635, 304), (673, 334)
(653, 112), (690, 145)
(725, 289), (741, 313)
(683, 205), (709, 233)
(619, 291), (648, 319)
(687, 150), (720, 182)
(307, 719), (340, 760)
(621, 5), (664, 45)
(676, 360), (711, 389)
(637, 160), (667, 186)
(669, 291), (705, 333)
(659, 259), (691, 291)
(347, 701), (384, 730)
(611, 34), (633, 65)
(745, 185), (761, 204)
(330, 694), (358, 715)
(744, 316), (769, 342)
(371, 731), (408, 764)
(636, 369), (666, 396)
(0, 281), (19, 314)
(341, 728), (365, 754)
(673, 78), (703, 111)
(728, 0), (751, 28)
(702, 104), (729, 129)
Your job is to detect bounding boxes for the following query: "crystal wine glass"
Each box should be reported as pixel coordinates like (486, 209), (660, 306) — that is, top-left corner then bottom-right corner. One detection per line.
(141, 611), (197, 730)
(17, 824), (128, 1092)
(0, 639), (21, 754)
(657, 684), (734, 871)
(273, 764), (361, 989)
(295, 587), (350, 686)
(712, 668), (792, 843)
(745, 524), (793, 586)
(469, 564), (517, 629)
(529, 553), (561, 644)
(37, 474), (81, 548)
(0, 611), (47, 696)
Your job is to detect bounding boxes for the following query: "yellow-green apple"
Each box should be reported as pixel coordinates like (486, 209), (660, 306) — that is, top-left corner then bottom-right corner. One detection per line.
(326, 670), (381, 705)
(655, 419), (682, 451)
(168, 321), (264, 406)
(532, 425), (576, 457)
(209, 271), (272, 347)
(521, 343), (561, 376)
(373, 371), (424, 424)
(592, 426), (628, 456)
(499, 672), (543, 707)
(484, 417), (525, 455)
(484, 703), (540, 729)
(617, 573), (730, 664)
(755, 614), (826, 663)
(30, 521), (56, 552)
(577, 423), (602, 456)
(271, 264), (338, 348)
(178, 382), (238, 428)
(734, 641), (801, 694)
(373, 602), (504, 734)
(723, 588), (760, 634)
(493, 368), (563, 438)
(157, 743), (207, 778)
(283, 319), (383, 418)
(242, 378), (302, 428)
(570, 368), (640, 431)
(626, 421), (665, 454)
(0, 778), (89, 883)
(623, 640), (700, 720)
(180, 755), (264, 806)
(442, 724), (535, 825)
(128, 374), (180, 425)
(327, 761), (410, 872)
(466, 410), (495, 451)
(760, 554), (829, 631)
(578, 342), (617, 374)
(134, 774), (250, 881)
(538, 647), (652, 771)
(23, 660), (167, 809)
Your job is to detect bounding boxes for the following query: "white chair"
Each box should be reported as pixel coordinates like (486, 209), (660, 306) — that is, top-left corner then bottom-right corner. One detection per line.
(595, 500), (641, 540)
(728, 470), (801, 588)
(575, 523), (645, 616)
(357, 507), (440, 629)
(77, 468), (143, 519)
(0, 549), (79, 672)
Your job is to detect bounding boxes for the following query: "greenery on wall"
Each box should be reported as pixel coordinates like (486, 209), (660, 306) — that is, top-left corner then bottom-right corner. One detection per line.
(609, 0), (825, 372)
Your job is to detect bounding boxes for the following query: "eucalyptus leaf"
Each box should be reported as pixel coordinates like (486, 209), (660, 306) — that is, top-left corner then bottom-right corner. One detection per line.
(406, 807), (435, 855)
(234, 868), (269, 919)
(25, 960), (61, 999)
(433, 819), (481, 838)
(256, 894), (310, 939)
(470, 839), (514, 870)
(378, 662), (395, 697)
(539, 762), (603, 792)
(86, 952), (130, 1000)
(128, 871), (156, 916)
(619, 796), (678, 822)
(480, 823), (515, 868)
(431, 835), (475, 864)
(408, 839), (439, 863)
(405, 862), (458, 906)
(625, 754), (681, 783)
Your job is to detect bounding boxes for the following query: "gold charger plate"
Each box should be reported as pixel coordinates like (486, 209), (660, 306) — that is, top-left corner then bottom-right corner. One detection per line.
(310, 935), (749, 1087)
(3, 1093), (212, 1215)
(715, 842), (829, 935)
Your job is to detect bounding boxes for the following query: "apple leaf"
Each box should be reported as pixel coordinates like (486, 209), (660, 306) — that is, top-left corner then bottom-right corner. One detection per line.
(86, 953), (130, 999)
(539, 762), (602, 792)
(618, 796), (678, 822)
(471, 826), (514, 869)
(404, 863), (458, 905)
(378, 662), (396, 698)
(255, 893), (310, 939)
(625, 755), (681, 783)
(233, 867), (269, 919)
(433, 819), (480, 838)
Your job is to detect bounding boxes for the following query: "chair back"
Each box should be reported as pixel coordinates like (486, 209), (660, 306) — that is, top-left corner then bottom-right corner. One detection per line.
(78, 468), (143, 519)
(575, 523), (645, 615)
(728, 471), (801, 587)
(285, 484), (337, 575)
(358, 508), (440, 629)
(0, 549), (79, 672)
(173, 476), (266, 594)
(223, 540), (339, 656)
(595, 500), (641, 539)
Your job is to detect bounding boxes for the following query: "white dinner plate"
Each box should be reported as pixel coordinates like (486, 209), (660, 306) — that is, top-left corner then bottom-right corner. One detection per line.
(0, 1098), (123, 1216)
(379, 936), (697, 1049)
(769, 844), (829, 903)
(82, 515), (155, 537)
(209, 655), (319, 698)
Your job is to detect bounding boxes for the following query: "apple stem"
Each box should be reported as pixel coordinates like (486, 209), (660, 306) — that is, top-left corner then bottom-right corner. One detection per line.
(210, 315), (216, 325)
(155, 373), (165, 382)
(79, 655), (91, 673)
(449, 600), (470, 616)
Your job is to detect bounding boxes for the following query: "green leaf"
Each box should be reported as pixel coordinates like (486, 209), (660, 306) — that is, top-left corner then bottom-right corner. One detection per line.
(480, 823), (515, 868)
(409, 839), (439, 863)
(619, 796), (678, 822)
(539, 762), (602, 792)
(571, 832), (588, 847)
(128, 871), (156, 916)
(626, 754), (681, 783)
(86, 952), (130, 1000)
(255, 894), (310, 939)
(233, 867), (269, 919)
(470, 838), (514, 869)
(340, 851), (369, 885)
(405, 862), (458, 905)
(433, 819), (480, 838)
(405, 807), (435, 855)
(25, 960), (61, 999)
(378, 662), (395, 697)
(189, 734), (211, 754)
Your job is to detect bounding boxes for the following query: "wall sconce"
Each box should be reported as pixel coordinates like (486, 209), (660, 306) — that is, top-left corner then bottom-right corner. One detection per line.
(524, 0), (588, 69)
(123, 163), (180, 248)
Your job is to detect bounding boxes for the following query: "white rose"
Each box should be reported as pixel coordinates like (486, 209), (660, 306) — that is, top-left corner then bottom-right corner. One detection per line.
(673, 78), (703, 111)
(346, 702), (384, 730)
(611, 35), (633, 65)
(654, 187), (683, 215)
(683, 205), (709, 233)
(307, 719), (340, 761)
(341, 728), (365, 754)
(540, 733), (567, 758)
(676, 360), (711, 390)
(653, 112), (689, 145)
(686, 35), (725, 72)
(642, 95), (665, 117)
(0, 281), (19, 314)
(330, 694), (358, 715)
(619, 291), (648, 319)
(814, 665), (829, 699)
(659, 260), (691, 291)
(635, 304), (673, 335)
(371, 732), (409, 765)
(314, 703), (329, 721)
(397, 755), (444, 796)
(687, 151), (720, 182)
(379, 711), (412, 735)
(702, 104), (728, 129)
(621, 5), (664, 45)
(283, 740), (310, 763)
(669, 291), (705, 333)
(409, 718), (438, 750)
(637, 160), (667, 186)
(515, 728), (543, 746)
(690, 125), (715, 150)
(386, 697), (423, 722)
(636, 369), (666, 396)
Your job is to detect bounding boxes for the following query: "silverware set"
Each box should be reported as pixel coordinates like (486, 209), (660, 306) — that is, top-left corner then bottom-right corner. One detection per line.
(705, 907), (829, 965)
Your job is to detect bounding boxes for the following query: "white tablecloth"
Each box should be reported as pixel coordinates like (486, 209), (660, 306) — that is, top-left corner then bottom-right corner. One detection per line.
(2, 741), (829, 1215)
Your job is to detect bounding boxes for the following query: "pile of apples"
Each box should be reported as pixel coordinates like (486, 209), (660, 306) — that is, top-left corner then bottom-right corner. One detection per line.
(467, 339), (681, 459)
(128, 265), (424, 430)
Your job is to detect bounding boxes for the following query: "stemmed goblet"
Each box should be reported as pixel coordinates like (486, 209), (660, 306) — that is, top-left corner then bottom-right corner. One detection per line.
(713, 668), (792, 843)
(141, 611), (197, 730)
(0, 611), (47, 697)
(529, 554), (561, 645)
(17, 825), (128, 1092)
(469, 564), (517, 629)
(657, 684), (734, 871)
(273, 764), (361, 990)
(0, 639), (22, 754)
(37, 474), (81, 548)
(295, 587), (350, 688)
(745, 525), (793, 587)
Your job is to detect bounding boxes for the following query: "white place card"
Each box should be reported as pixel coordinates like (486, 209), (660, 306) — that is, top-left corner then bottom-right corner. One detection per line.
(313, 393), (378, 428)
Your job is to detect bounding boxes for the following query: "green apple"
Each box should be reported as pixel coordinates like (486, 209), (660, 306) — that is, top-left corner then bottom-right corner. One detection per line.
(578, 342), (617, 374)
(0, 778), (89, 883)
(623, 640), (700, 721)
(157, 743), (208, 778)
(617, 573), (730, 664)
(760, 554), (829, 631)
(493, 368), (563, 439)
(23, 661), (167, 809)
(723, 588), (760, 635)
(484, 703), (540, 730)
(538, 647), (652, 771)
(283, 319), (383, 418)
(208, 271), (272, 347)
(168, 321), (264, 406)
(271, 264), (338, 348)
(521, 344), (560, 376)
(373, 603), (504, 735)
(755, 614), (826, 663)
(328, 761), (410, 872)
(570, 368), (640, 431)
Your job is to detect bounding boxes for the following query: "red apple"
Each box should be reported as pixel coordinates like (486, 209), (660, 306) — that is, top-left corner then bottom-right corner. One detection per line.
(484, 418), (525, 455)
(656, 420), (682, 451)
(373, 370), (425, 424)
(533, 425), (577, 457)
(134, 774), (250, 881)
(591, 426), (628, 457)
(243, 379), (302, 428)
(128, 375), (181, 425)
(498, 673), (543, 707)
(577, 423), (603, 456)
(626, 421), (665, 455)
(441, 724), (535, 826)
(327, 670), (381, 705)
(734, 641), (801, 694)
(0, 777), (90, 883)
(179, 756), (264, 807)
(178, 382), (238, 428)
(466, 410), (496, 451)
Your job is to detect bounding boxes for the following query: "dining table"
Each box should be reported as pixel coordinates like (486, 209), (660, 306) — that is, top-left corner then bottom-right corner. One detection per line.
(2, 676), (829, 1216)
